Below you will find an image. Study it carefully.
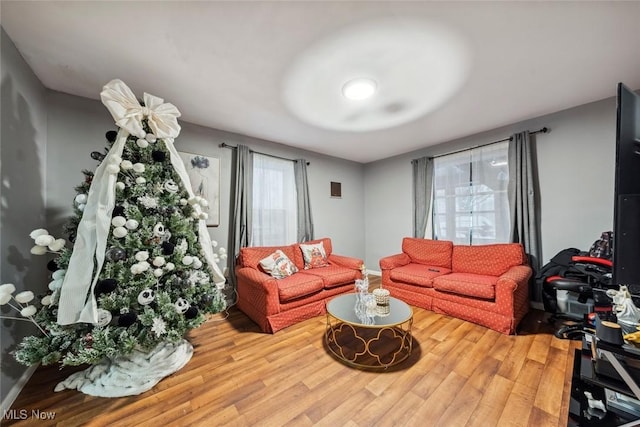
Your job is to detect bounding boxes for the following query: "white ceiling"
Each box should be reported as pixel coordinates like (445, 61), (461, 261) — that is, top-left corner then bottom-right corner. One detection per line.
(2, 1), (639, 163)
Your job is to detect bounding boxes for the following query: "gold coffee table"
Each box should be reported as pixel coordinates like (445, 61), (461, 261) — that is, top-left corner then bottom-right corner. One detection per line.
(325, 293), (413, 369)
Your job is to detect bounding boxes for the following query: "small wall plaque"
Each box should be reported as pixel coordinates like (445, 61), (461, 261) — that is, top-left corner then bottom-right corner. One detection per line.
(330, 182), (342, 198)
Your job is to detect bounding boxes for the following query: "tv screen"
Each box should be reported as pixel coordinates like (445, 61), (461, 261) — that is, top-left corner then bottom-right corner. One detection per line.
(613, 83), (640, 288)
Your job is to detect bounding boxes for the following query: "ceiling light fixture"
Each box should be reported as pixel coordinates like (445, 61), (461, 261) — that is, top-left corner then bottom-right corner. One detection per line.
(342, 78), (377, 100)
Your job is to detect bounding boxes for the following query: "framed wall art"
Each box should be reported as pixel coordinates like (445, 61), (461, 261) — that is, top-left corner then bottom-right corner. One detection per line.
(178, 151), (220, 226)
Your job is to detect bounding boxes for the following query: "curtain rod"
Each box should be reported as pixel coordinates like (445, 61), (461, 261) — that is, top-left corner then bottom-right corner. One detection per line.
(219, 143), (310, 165)
(425, 127), (549, 161)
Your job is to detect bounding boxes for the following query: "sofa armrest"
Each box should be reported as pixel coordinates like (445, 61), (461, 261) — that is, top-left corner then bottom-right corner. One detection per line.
(495, 265), (532, 315)
(379, 253), (411, 270)
(235, 267), (281, 315)
(328, 254), (364, 271)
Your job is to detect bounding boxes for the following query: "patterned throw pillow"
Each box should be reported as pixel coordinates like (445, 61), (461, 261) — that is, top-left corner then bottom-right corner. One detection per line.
(259, 250), (299, 279)
(299, 242), (329, 269)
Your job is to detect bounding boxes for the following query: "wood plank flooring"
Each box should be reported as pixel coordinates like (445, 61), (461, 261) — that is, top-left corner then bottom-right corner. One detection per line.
(5, 276), (580, 426)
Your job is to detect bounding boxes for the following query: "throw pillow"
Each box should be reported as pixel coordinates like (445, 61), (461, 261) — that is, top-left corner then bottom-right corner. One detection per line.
(300, 242), (329, 269)
(259, 250), (298, 279)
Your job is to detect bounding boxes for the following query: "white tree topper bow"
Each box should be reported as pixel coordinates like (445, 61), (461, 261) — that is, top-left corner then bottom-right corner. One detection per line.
(100, 79), (181, 139)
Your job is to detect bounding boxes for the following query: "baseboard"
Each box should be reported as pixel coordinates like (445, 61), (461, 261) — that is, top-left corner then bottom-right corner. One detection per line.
(1, 363), (38, 414)
(367, 269), (381, 276)
(531, 301), (544, 311)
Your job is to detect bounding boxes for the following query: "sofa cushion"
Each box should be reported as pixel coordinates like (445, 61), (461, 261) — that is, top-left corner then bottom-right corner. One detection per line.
(452, 243), (526, 276)
(259, 250), (298, 279)
(389, 263), (451, 288)
(302, 265), (360, 289)
(293, 238), (333, 270)
(299, 241), (329, 269)
(276, 273), (324, 302)
(240, 245), (297, 271)
(402, 238), (453, 269)
(433, 272), (498, 299)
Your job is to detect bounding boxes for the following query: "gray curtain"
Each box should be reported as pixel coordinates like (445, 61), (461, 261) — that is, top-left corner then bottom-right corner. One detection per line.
(412, 156), (434, 238)
(508, 131), (541, 298)
(294, 159), (314, 242)
(228, 145), (253, 293)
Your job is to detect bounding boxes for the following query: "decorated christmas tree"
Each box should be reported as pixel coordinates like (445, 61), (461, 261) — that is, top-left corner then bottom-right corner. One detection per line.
(2, 79), (226, 396)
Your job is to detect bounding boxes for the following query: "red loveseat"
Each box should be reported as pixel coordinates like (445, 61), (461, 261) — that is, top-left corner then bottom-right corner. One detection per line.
(379, 238), (531, 334)
(235, 238), (364, 333)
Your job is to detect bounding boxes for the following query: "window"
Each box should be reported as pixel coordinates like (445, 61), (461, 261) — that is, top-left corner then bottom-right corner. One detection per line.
(432, 142), (510, 245)
(252, 154), (297, 246)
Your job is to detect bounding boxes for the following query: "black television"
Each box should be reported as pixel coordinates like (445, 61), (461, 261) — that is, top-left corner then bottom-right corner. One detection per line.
(613, 83), (640, 289)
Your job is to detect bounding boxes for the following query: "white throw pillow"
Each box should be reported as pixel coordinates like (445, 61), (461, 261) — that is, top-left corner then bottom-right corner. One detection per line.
(259, 250), (298, 279)
(299, 242), (329, 269)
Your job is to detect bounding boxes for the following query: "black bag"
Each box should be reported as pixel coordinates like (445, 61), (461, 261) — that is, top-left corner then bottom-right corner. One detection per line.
(537, 248), (581, 313)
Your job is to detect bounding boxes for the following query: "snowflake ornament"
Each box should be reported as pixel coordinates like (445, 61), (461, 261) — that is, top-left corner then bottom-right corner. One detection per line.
(151, 317), (167, 337)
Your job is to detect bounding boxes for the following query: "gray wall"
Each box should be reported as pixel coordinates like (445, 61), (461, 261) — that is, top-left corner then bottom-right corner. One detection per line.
(1, 28), (49, 408)
(364, 96), (617, 272)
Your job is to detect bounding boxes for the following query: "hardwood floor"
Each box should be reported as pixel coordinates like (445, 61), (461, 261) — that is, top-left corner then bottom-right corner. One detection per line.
(5, 276), (580, 426)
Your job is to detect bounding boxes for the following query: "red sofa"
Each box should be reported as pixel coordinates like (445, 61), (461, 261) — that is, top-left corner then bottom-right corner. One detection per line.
(379, 238), (531, 334)
(235, 237), (364, 333)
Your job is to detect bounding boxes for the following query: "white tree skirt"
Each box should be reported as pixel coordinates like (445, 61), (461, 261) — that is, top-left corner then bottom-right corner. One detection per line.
(54, 339), (193, 397)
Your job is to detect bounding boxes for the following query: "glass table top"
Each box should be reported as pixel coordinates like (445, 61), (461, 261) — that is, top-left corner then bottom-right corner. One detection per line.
(326, 293), (412, 326)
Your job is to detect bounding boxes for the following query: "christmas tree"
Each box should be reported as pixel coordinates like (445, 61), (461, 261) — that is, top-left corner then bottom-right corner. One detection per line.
(3, 80), (226, 395)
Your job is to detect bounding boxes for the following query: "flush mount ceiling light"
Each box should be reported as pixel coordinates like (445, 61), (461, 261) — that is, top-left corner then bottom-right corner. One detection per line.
(342, 78), (377, 100)
(282, 18), (470, 132)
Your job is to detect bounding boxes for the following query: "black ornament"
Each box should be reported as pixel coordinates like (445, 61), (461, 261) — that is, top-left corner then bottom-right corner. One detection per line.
(47, 260), (58, 272)
(112, 205), (125, 217)
(105, 130), (118, 142)
(91, 151), (106, 161)
(95, 278), (117, 295)
(184, 306), (198, 319)
(151, 150), (166, 162)
(161, 241), (175, 255)
(118, 311), (138, 327)
(68, 232), (76, 243)
(105, 247), (126, 262)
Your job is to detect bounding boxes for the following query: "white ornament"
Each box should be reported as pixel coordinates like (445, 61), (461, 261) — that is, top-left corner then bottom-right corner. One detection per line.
(52, 269), (66, 280)
(199, 212), (208, 220)
(30, 245), (48, 255)
(199, 199), (209, 208)
(137, 289), (155, 305)
(95, 309), (112, 327)
(125, 219), (139, 230)
(41, 295), (52, 306)
(164, 180), (179, 193)
(75, 194), (88, 205)
(0, 293), (12, 305)
(152, 256), (166, 267)
(78, 204), (86, 212)
(29, 229), (49, 239)
(49, 239), (66, 252)
(133, 163), (145, 173)
(20, 305), (37, 317)
(106, 164), (120, 174)
(15, 291), (35, 304)
(174, 298), (190, 314)
(35, 234), (54, 247)
(187, 197), (198, 206)
(153, 268), (163, 278)
(109, 155), (122, 165)
(116, 182), (126, 191)
(0, 283), (16, 294)
(182, 256), (194, 266)
(138, 196), (158, 209)
(135, 251), (149, 262)
(145, 133), (157, 143)
(113, 227), (128, 238)
(211, 240), (218, 248)
(151, 317), (167, 337)
(136, 138), (149, 148)
(111, 216), (126, 227)
(153, 223), (166, 238)
(192, 258), (203, 269)
(136, 177), (146, 185)
(165, 262), (175, 271)
(179, 198), (188, 206)
(120, 160), (133, 170)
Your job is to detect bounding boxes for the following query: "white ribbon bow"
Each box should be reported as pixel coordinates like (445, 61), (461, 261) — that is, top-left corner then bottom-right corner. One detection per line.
(57, 80), (224, 325)
(100, 79), (181, 139)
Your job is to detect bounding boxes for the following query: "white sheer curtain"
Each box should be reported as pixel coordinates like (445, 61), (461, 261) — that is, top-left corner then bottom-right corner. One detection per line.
(432, 142), (510, 245)
(251, 154), (297, 246)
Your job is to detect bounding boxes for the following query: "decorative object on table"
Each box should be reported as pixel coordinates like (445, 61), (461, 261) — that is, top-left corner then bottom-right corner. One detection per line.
(178, 151), (220, 227)
(373, 287), (391, 317)
(6, 79), (226, 397)
(607, 285), (640, 335)
(354, 278), (373, 325)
